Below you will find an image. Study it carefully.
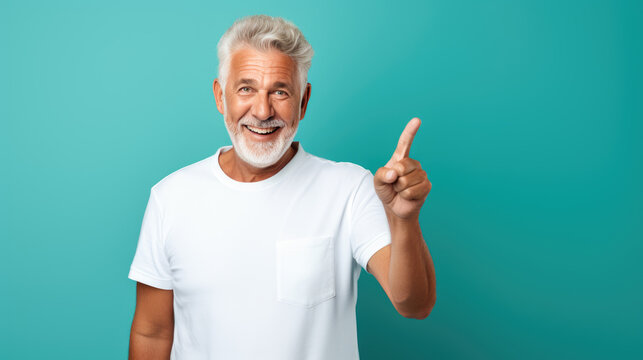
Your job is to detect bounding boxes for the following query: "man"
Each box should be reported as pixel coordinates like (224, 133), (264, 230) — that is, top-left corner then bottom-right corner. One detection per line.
(128, 14), (435, 360)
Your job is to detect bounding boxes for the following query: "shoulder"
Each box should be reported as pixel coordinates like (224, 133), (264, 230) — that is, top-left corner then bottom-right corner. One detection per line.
(302, 151), (372, 183)
(296, 150), (376, 199)
(150, 153), (216, 197)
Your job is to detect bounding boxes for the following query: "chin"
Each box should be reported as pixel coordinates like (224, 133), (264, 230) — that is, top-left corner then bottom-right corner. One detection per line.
(224, 118), (299, 168)
(231, 135), (294, 168)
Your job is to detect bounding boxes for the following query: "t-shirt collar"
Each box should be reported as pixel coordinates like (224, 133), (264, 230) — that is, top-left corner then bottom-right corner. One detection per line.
(211, 142), (306, 191)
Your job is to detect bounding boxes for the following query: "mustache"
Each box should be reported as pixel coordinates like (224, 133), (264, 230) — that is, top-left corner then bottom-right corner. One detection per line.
(238, 115), (286, 129)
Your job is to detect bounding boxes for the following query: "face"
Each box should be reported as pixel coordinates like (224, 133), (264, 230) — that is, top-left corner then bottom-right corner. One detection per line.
(213, 46), (311, 168)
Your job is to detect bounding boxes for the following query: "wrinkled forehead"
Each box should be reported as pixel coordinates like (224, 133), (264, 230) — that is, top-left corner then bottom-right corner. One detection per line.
(228, 46), (298, 87)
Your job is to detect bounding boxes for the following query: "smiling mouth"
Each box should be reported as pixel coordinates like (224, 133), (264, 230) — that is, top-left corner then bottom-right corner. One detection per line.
(244, 125), (279, 135)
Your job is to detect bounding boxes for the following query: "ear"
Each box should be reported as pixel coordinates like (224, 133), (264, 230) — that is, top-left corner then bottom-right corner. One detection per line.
(213, 78), (225, 115)
(299, 82), (312, 121)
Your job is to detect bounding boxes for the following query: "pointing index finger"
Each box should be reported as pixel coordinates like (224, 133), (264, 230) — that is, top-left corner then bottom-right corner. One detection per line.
(392, 117), (421, 162)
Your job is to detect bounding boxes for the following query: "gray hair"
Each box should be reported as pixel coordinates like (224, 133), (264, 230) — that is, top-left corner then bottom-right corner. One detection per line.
(217, 15), (314, 98)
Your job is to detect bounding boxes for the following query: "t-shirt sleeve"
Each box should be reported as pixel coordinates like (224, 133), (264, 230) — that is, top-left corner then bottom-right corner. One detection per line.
(128, 187), (173, 290)
(350, 170), (392, 274)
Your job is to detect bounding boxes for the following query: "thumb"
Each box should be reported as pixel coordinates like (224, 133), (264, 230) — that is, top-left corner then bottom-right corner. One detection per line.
(374, 167), (398, 205)
(374, 167), (398, 186)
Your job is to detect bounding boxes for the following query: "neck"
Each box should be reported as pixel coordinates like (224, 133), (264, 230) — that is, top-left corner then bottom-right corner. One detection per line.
(218, 142), (299, 182)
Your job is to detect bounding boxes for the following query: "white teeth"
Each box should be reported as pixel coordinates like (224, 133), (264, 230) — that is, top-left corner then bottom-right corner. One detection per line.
(246, 125), (278, 134)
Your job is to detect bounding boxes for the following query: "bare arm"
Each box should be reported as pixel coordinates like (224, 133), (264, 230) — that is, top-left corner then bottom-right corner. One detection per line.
(129, 282), (174, 360)
(370, 117), (436, 319)
(367, 216), (436, 319)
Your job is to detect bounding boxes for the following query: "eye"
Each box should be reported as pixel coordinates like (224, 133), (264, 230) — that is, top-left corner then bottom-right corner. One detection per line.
(239, 86), (252, 93)
(274, 90), (288, 97)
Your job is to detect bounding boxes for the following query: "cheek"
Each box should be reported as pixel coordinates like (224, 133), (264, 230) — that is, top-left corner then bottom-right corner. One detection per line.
(275, 101), (300, 121)
(225, 97), (251, 118)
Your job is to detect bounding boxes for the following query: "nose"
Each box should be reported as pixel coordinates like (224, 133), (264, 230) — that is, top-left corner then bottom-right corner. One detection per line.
(251, 91), (274, 121)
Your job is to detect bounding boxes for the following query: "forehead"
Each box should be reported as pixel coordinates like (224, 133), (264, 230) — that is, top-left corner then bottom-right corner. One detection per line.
(228, 46), (297, 84)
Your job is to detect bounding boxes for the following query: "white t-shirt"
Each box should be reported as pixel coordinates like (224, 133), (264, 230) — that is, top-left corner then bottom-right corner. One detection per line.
(128, 142), (392, 360)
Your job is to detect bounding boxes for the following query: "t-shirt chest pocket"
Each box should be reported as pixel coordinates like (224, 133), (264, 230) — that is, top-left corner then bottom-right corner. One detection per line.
(275, 235), (336, 308)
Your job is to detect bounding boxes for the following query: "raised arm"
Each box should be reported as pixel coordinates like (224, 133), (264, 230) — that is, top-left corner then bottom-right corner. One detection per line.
(371, 117), (436, 319)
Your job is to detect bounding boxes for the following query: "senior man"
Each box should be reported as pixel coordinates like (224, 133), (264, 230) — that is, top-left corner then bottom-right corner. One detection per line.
(128, 15), (435, 360)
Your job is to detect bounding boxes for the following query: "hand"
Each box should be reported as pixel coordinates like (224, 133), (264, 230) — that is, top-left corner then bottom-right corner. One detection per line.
(374, 117), (432, 220)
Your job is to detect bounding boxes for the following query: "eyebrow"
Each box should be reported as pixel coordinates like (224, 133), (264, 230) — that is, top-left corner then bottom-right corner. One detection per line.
(236, 78), (258, 86)
(272, 81), (293, 92)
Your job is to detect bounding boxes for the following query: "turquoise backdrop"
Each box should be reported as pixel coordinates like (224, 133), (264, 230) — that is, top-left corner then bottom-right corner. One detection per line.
(2, 0), (641, 359)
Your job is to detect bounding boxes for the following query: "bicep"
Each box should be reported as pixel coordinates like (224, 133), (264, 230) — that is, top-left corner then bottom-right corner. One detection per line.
(131, 282), (174, 338)
(366, 244), (393, 302)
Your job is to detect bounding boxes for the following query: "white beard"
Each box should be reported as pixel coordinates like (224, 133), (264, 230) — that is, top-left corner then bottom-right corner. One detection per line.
(223, 112), (299, 168)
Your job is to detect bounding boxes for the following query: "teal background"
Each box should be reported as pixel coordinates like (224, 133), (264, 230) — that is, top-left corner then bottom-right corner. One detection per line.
(2, 0), (641, 359)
